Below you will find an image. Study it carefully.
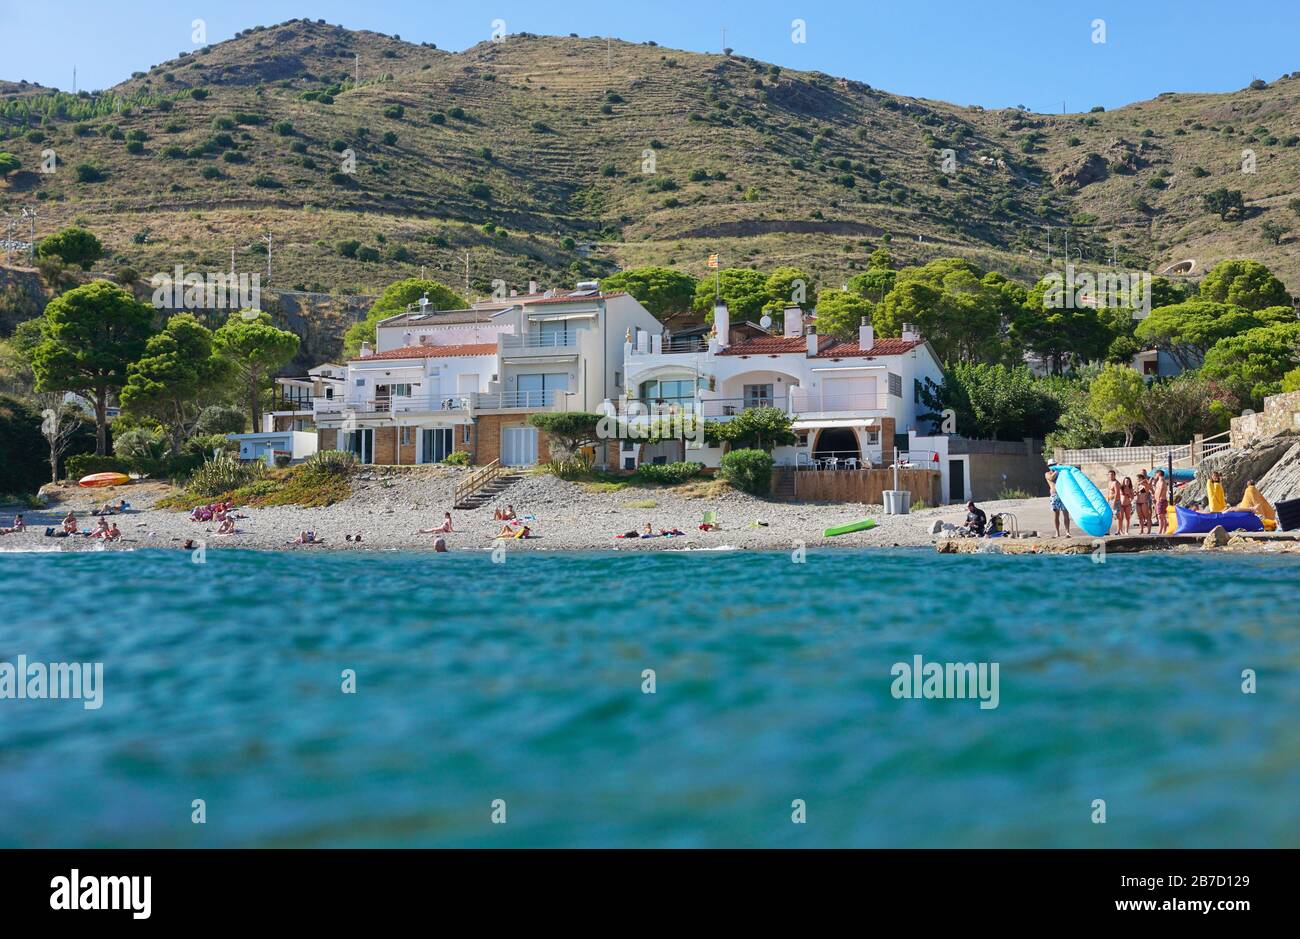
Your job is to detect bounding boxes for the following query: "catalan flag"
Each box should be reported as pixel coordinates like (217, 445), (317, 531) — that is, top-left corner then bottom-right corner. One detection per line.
(706, 254), (719, 269)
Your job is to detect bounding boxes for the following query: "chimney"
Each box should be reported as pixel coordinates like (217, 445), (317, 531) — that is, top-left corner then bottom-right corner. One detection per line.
(403, 331), (414, 347)
(859, 317), (874, 351)
(805, 325), (818, 357)
(528, 279), (538, 295)
(510, 289), (518, 298)
(902, 322), (920, 341)
(359, 341), (373, 358)
(783, 306), (803, 338)
(713, 302), (730, 348)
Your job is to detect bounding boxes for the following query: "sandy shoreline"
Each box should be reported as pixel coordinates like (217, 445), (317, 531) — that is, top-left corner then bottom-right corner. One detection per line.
(3, 468), (1296, 556)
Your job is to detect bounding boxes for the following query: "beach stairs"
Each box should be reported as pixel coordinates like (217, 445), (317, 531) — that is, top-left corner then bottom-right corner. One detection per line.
(453, 460), (522, 509)
(772, 467), (797, 501)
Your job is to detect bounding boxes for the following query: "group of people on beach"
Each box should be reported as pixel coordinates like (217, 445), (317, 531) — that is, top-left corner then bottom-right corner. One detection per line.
(42, 511), (121, 541)
(1104, 469), (1171, 535)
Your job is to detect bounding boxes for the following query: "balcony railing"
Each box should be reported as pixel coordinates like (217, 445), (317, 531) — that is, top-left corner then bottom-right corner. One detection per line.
(663, 337), (707, 353)
(501, 333), (578, 350)
(272, 394), (315, 412)
(614, 397), (699, 416)
(316, 396), (471, 416)
(788, 391), (888, 413)
(472, 390), (562, 410)
(700, 396), (789, 417)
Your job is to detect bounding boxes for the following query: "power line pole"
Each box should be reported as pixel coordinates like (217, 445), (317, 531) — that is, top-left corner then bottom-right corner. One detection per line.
(230, 246), (236, 276)
(354, 53), (359, 86)
(262, 232), (272, 285)
(22, 207), (38, 260)
(463, 252), (470, 294)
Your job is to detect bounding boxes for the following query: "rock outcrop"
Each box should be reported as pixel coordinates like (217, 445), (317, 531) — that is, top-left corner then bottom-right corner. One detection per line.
(1053, 152), (1108, 189)
(1256, 440), (1300, 505)
(1201, 526), (1229, 548)
(1182, 435), (1296, 504)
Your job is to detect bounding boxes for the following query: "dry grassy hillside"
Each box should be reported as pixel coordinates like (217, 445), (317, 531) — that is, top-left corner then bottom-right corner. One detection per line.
(2, 19), (1298, 298)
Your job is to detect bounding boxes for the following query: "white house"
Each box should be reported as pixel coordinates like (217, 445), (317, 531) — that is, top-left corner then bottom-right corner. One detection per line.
(618, 301), (945, 470)
(311, 281), (662, 466)
(228, 430), (319, 465)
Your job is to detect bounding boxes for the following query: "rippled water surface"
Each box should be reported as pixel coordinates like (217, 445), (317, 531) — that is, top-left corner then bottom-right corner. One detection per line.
(1, 548), (1296, 847)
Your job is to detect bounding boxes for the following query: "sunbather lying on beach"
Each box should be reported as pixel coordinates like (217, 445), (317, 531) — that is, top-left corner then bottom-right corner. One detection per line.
(288, 530), (322, 545)
(92, 498), (129, 516)
(214, 517), (238, 536)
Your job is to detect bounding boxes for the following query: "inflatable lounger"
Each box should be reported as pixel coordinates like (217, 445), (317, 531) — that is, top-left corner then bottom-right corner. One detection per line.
(1173, 506), (1264, 535)
(1048, 464), (1112, 538)
(824, 518), (877, 537)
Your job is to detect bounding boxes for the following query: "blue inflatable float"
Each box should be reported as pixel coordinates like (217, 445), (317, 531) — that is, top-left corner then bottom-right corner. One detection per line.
(1048, 464), (1113, 537)
(1173, 506), (1264, 534)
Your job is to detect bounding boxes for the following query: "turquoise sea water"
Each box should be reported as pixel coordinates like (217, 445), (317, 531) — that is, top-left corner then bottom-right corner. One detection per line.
(0, 547), (1297, 848)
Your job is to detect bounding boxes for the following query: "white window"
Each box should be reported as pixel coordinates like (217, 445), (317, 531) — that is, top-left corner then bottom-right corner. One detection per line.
(743, 384), (775, 408)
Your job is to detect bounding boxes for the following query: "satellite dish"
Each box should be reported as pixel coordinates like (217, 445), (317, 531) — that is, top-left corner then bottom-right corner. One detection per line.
(759, 314), (772, 330)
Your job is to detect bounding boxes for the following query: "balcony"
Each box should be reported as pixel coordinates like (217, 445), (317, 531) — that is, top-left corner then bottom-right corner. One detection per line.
(788, 390), (888, 415)
(700, 395), (789, 418)
(500, 333), (579, 357)
(471, 389), (565, 411)
(313, 396), (471, 418)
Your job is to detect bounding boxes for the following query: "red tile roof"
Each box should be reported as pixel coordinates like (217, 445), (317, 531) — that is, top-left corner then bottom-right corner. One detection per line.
(350, 342), (497, 362)
(717, 336), (924, 357)
(520, 291), (627, 305)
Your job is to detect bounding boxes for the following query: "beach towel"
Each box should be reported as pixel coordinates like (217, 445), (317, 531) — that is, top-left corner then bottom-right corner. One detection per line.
(1234, 483), (1276, 521)
(1206, 480), (1226, 513)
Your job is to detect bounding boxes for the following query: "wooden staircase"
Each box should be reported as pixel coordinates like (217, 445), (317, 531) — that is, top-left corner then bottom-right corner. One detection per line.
(772, 467), (797, 501)
(453, 460), (522, 509)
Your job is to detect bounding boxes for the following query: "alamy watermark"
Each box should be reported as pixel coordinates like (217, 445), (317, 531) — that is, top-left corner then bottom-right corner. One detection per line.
(1, 655), (103, 709)
(597, 400), (705, 445)
(1042, 264), (1151, 318)
(150, 265), (261, 311)
(890, 654), (999, 709)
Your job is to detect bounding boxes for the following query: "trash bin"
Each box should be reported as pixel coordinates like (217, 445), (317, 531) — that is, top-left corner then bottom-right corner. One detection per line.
(883, 489), (911, 515)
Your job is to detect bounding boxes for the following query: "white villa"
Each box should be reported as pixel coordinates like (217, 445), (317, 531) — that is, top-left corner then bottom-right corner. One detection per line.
(617, 302), (945, 470)
(309, 282), (662, 466)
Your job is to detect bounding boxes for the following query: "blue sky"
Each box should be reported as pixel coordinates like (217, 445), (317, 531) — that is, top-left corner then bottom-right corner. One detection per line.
(4, 0), (1296, 112)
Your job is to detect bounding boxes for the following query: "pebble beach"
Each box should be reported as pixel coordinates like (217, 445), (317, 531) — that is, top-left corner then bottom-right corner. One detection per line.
(1, 467), (1047, 554)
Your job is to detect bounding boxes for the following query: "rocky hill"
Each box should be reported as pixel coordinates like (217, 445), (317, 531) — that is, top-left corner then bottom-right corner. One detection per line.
(2, 19), (1299, 298)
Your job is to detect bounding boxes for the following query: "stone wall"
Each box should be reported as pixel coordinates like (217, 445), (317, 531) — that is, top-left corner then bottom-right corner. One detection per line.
(1231, 390), (1300, 447)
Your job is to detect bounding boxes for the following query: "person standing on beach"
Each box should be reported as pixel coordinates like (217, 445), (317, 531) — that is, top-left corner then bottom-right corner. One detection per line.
(1153, 470), (1169, 534)
(1106, 470), (1122, 534)
(1119, 478), (1134, 535)
(1045, 468), (1071, 537)
(1135, 471), (1152, 534)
